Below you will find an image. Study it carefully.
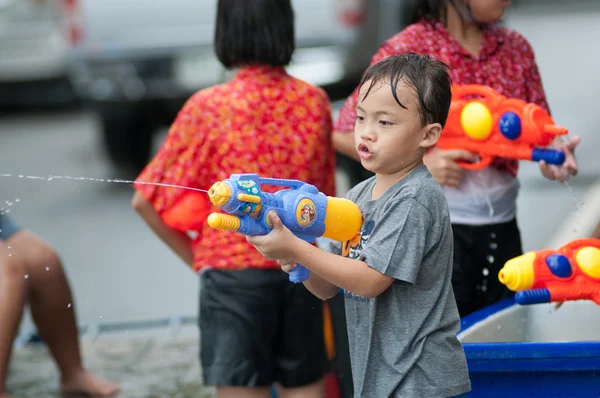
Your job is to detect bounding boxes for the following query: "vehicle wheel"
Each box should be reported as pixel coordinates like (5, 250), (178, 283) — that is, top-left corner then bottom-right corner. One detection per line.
(100, 111), (154, 179)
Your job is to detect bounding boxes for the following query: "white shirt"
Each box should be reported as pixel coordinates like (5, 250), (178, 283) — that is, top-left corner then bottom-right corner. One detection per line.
(443, 167), (520, 226)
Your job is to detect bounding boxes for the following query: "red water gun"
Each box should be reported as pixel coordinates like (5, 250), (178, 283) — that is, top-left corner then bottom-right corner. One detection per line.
(498, 238), (600, 305)
(438, 84), (569, 170)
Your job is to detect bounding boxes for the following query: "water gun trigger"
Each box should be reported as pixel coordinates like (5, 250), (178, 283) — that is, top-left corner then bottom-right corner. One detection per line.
(455, 155), (495, 170)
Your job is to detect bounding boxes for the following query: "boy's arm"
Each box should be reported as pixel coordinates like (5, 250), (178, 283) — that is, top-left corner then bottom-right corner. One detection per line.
(132, 192), (194, 268)
(303, 272), (341, 301)
(251, 214), (394, 299)
(293, 241), (394, 299)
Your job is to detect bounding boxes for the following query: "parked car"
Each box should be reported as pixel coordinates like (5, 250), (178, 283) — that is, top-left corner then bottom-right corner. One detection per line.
(0, 0), (81, 107)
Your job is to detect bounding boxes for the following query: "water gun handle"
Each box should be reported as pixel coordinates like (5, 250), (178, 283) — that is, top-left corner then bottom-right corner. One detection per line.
(453, 84), (499, 101)
(531, 148), (566, 165)
(258, 177), (306, 190)
(289, 265), (310, 283)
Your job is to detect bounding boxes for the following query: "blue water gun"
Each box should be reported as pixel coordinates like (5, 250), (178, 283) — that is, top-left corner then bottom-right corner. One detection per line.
(206, 174), (362, 283)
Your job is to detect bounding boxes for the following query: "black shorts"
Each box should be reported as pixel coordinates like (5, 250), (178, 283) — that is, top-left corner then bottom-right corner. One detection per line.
(199, 268), (326, 388)
(451, 218), (522, 318)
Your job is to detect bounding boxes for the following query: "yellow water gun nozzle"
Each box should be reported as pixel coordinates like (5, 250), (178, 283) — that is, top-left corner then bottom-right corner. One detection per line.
(497, 251), (536, 291)
(208, 182), (232, 207)
(207, 213), (241, 232)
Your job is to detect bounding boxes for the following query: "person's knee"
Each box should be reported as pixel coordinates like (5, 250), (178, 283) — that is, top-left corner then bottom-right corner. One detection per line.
(31, 241), (61, 269)
(10, 231), (62, 270)
(0, 250), (27, 281)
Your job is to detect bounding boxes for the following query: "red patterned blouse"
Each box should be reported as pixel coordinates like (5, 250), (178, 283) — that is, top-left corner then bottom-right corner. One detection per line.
(135, 65), (336, 272)
(335, 18), (550, 176)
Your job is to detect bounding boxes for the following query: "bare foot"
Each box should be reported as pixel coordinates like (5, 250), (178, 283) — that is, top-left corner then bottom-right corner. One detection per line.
(61, 369), (120, 397)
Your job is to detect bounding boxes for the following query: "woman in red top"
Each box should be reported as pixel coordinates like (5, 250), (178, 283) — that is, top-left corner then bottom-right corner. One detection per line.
(333, 0), (579, 318)
(131, 0), (334, 397)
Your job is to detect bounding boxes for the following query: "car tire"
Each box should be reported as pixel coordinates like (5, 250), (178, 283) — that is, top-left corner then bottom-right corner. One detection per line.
(100, 110), (153, 179)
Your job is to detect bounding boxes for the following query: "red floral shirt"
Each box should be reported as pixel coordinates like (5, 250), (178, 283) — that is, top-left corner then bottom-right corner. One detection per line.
(335, 18), (550, 176)
(135, 66), (335, 272)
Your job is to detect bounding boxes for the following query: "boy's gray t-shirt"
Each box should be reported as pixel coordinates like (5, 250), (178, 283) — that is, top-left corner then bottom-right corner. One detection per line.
(331, 164), (470, 398)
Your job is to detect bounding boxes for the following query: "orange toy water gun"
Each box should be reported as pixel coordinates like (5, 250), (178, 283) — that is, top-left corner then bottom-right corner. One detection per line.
(498, 238), (600, 305)
(437, 84), (569, 170)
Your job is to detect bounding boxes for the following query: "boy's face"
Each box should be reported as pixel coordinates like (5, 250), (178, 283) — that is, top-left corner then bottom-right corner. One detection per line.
(354, 78), (441, 176)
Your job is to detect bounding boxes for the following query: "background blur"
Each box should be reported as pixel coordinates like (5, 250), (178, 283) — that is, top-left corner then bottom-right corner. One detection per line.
(1, 0), (599, 396)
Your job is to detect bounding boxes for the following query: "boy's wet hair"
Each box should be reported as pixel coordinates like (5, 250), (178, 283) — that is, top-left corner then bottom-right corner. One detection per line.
(358, 52), (452, 128)
(214, 0), (295, 69)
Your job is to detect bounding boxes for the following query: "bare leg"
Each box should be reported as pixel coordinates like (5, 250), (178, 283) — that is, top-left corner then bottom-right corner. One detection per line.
(7, 231), (119, 396)
(276, 378), (325, 398)
(215, 386), (272, 398)
(0, 243), (28, 398)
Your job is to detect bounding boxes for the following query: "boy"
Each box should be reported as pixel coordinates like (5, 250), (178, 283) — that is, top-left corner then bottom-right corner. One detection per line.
(248, 53), (471, 398)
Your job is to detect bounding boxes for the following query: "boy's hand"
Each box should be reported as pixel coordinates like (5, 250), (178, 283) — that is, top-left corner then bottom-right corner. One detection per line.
(277, 259), (298, 274)
(247, 211), (299, 261)
(539, 136), (580, 182)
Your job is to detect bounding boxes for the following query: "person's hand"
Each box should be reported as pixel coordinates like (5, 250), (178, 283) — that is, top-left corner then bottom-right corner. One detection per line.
(246, 211), (298, 261)
(539, 136), (580, 182)
(277, 259), (298, 274)
(423, 147), (479, 187)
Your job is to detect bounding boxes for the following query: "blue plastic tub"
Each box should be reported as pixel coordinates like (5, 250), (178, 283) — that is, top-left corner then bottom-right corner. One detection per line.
(458, 298), (600, 397)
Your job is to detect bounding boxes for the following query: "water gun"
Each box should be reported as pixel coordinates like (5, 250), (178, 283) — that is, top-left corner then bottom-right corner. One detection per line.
(206, 174), (363, 283)
(498, 238), (600, 305)
(437, 84), (569, 170)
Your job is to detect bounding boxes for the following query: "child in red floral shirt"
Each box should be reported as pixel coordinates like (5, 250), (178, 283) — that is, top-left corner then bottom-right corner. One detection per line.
(131, 0), (335, 397)
(333, 0), (580, 317)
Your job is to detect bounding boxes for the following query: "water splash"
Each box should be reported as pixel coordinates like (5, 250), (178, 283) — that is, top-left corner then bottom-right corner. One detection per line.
(562, 181), (584, 234)
(0, 173), (208, 194)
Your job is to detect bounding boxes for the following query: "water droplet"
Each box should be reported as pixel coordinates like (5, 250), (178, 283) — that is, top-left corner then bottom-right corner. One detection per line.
(8, 253), (12, 256)
(481, 285), (488, 292)
(99, 316), (103, 319)
(15, 199), (19, 203)
(487, 255), (495, 263)
(45, 266), (50, 271)
(67, 303), (72, 308)
(482, 268), (489, 276)
(490, 233), (496, 239)
(489, 242), (498, 250)
(497, 324), (502, 330)
(24, 274), (29, 279)
(47, 176), (53, 181)
(85, 301), (89, 304)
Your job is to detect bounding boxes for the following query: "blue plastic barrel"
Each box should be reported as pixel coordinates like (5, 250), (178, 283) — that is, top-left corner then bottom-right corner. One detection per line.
(458, 298), (600, 397)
